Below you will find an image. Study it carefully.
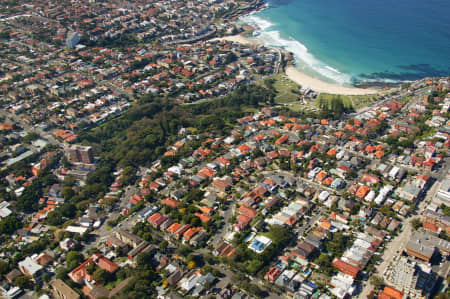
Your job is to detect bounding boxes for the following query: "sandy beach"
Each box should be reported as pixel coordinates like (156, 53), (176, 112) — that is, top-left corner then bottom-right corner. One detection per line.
(211, 34), (261, 46)
(214, 34), (380, 95)
(285, 66), (379, 95)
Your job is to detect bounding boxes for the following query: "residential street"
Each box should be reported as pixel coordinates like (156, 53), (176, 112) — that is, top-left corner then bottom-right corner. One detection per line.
(358, 179), (441, 298)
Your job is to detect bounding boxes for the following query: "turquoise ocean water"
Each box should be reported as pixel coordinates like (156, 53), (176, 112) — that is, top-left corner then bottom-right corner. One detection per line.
(240, 0), (450, 86)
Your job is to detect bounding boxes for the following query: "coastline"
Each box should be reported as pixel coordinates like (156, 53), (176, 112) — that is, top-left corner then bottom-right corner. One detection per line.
(211, 34), (261, 46)
(285, 66), (379, 95)
(214, 34), (380, 95)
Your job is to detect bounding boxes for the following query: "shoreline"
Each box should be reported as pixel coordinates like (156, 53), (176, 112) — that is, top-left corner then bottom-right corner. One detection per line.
(285, 65), (379, 95)
(211, 34), (261, 46)
(214, 34), (381, 95)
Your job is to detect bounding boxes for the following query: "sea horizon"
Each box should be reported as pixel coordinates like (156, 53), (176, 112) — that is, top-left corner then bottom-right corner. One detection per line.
(238, 0), (450, 87)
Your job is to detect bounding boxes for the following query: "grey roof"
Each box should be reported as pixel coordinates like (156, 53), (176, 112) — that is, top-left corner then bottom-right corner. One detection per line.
(406, 232), (440, 259)
(402, 183), (421, 197)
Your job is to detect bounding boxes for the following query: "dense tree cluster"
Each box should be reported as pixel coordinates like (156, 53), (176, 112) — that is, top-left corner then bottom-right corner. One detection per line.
(0, 216), (21, 235)
(79, 83), (275, 169)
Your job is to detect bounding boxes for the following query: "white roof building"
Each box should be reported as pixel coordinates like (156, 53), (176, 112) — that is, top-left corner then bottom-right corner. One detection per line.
(18, 257), (43, 278)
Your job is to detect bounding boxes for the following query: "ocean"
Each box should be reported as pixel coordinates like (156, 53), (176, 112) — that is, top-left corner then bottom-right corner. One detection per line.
(240, 0), (450, 86)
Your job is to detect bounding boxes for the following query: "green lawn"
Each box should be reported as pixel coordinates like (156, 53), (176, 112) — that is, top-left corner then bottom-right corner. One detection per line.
(255, 74), (382, 111)
(256, 74), (301, 104)
(315, 93), (381, 110)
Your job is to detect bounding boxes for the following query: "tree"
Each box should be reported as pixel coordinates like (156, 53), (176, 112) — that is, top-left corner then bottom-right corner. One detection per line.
(442, 204), (450, 217)
(188, 261), (196, 269)
(176, 245), (192, 256)
(380, 205), (394, 218)
(0, 216), (21, 235)
(411, 218), (422, 230)
(66, 251), (84, 270)
(22, 132), (39, 144)
(62, 186), (75, 200)
(370, 275), (385, 289)
(0, 260), (10, 276)
(160, 240), (168, 252)
(60, 203), (76, 218)
(42, 273), (52, 283)
(136, 252), (153, 270)
(86, 262), (96, 275)
(14, 276), (32, 289)
(56, 267), (69, 280)
(93, 268), (111, 285)
(204, 252), (217, 265)
(315, 253), (335, 275)
(46, 210), (64, 226)
(246, 259), (263, 274)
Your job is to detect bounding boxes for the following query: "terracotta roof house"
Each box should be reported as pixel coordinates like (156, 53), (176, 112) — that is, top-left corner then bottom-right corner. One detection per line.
(332, 259), (360, 278)
(175, 224), (191, 239)
(68, 254), (118, 284)
(195, 213), (211, 223)
(183, 227), (201, 241)
(378, 286), (404, 299)
(213, 179), (231, 192)
(162, 198), (180, 208)
(238, 205), (258, 219)
(236, 214), (251, 231)
(356, 185), (371, 198)
(275, 135), (289, 145)
(167, 222), (182, 234)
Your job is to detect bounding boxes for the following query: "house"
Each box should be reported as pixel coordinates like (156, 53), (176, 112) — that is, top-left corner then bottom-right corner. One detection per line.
(35, 252), (54, 266)
(88, 277), (133, 299)
(51, 279), (80, 299)
(113, 229), (143, 248)
(190, 230), (208, 246)
(405, 236), (436, 262)
(423, 210), (450, 234)
(275, 135), (289, 145)
(332, 259), (359, 278)
(167, 268), (185, 286)
(175, 224), (191, 239)
(398, 183), (421, 202)
(213, 178), (231, 192)
(355, 185), (370, 198)
(264, 267), (282, 283)
(183, 227), (201, 242)
(291, 241), (316, 261)
(68, 254), (118, 284)
(235, 214), (251, 231)
(238, 205), (258, 219)
(5, 269), (22, 284)
(213, 241), (235, 257)
(162, 198), (180, 208)
(18, 257), (43, 282)
(378, 286), (404, 299)
(361, 173), (380, 186)
(60, 238), (78, 251)
(128, 242), (154, 261)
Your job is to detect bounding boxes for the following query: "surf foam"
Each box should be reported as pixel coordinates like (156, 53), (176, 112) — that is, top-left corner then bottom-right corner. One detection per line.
(241, 14), (355, 85)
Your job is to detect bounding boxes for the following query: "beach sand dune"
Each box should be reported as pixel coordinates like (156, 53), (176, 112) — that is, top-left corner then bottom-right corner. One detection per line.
(213, 34), (380, 96)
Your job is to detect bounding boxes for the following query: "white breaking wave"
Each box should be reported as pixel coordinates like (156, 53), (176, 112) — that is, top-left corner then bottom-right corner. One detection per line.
(241, 14), (275, 32)
(240, 14), (354, 85)
(325, 66), (341, 74)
